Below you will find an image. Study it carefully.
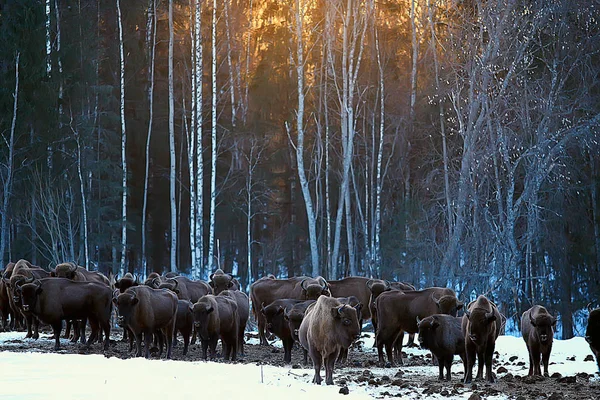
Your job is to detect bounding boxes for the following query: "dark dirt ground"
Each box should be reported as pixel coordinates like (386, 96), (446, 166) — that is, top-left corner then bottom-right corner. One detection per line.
(2, 327), (600, 399)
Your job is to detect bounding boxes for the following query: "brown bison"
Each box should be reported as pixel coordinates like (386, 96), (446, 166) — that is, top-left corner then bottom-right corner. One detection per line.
(462, 295), (502, 383)
(367, 279), (416, 346)
(114, 273), (139, 292)
(0, 262), (16, 330)
(175, 299), (194, 356)
(586, 304), (600, 371)
(324, 277), (373, 322)
(51, 262), (110, 286)
(299, 296), (361, 385)
(209, 269), (241, 295)
(250, 275), (329, 345)
(157, 276), (212, 303)
(113, 286), (178, 358)
(285, 300), (316, 364)
(192, 294), (239, 361)
(218, 289), (249, 355)
(521, 305), (556, 377)
(375, 287), (463, 366)
(261, 299), (308, 363)
(417, 314), (466, 381)
(20, 277), (112, 351)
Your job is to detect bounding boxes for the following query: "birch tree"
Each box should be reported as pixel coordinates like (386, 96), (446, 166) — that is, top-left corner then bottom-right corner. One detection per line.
(287, 0), (320, 277)
(142, 0), (157, 276)
(194, 0), (205, 278)
(0, 52), (19, 268)
(169, 0), (177, 272)
(207, 0), (218, 271)
(117, 0), (127, 276)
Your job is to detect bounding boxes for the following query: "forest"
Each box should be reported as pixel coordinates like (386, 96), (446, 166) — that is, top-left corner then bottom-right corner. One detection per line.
(0, 0), (599, 339)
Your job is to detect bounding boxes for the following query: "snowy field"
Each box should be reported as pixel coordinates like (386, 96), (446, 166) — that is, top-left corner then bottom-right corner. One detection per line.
(0, 331), (598, 399)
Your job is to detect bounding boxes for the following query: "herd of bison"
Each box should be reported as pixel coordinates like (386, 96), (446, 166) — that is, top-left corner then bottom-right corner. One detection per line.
(2, 259), (600, 397)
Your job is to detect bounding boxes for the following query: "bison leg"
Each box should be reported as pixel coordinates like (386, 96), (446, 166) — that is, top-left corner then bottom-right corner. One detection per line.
(532, 348), (541, 376)
(64, 319), (71, 339)
(144, 330), (153, 358)
(191, 326), (197, 345)
(52, 323), (62, 351)
(238, 326), (245, 356)
(542, 348), (551, 377)
(309, 347), (322, 384)
(24, 314), (33, 338)
(182, 329), (190, 356)
(32, 317), (39, 340)
(336, 347), (348, 364)
(101, 320), (111, 351)
(208, 337), (218, 360)
(283, 338), (294, 364)
(324, 351), (337, 385)
(475, 351), (485, 380)
(303, 347), (308, 366)
(526, 344), (534, 376)
(201, 339), (209, 360)
(128, 329), (134, 352)
(484, 347), (495, 383)
(406, 333), (416, 347)
(87, 319), (100, 347)
(165, 319), (175, 360)
(437, 358), (445, 380)
(463, 344), (476, 383)
(444, 357), (453, 381)
(393, 330), (404, 365)
(134, 332), (143, 357)
(257, 313), (269, 346)
(121, 328), (129, 342)
(71, 320), (80, 343)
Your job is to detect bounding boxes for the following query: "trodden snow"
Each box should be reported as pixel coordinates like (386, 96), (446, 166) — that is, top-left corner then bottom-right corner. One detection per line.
(0, 331), (597, 400)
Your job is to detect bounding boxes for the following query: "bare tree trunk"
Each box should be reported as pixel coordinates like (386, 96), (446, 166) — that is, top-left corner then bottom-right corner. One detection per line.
(374, 24), (384, 274)
(73, 121), (89, 270)
(142, 0), (156, 276)
(224, 0), (236, 128)
(289, 0), (320, 277)
(591, 151), (600, 270)
(45, 0), (51, 75)
(168, 0), (177, 272)
(207, 0), (218, 271)
(0, 52), (19, 268)
(117, 0), (127, 276)
(194, 0), (205, 277)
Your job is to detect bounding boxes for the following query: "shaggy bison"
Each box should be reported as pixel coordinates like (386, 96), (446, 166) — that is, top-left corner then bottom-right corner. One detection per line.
(113, 286), (178, 359)
(298, 296), (361, 385)
(209, 269), (241, 295)
(375, 287), (463, 366)
(585, 304), (600, 371)
(218, 289), (249, 355)
(250, 276), (329, 345)
(192, 294), (239, 361)
(20, 277), (112, 351)
(417, 314), (466, 381)
(462, 295), (502, 383)
(521, 305), (556, 377)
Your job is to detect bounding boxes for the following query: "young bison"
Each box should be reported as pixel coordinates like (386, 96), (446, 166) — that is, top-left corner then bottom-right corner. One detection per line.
(417, 314), (466, 381)
(192, 294), (239, 361)
(521, 305), (556, 377)
(298, 296), (361, 385)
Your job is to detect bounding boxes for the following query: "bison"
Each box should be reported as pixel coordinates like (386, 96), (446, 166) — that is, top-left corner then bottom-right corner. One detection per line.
(586, 304), (600, 371)
(417, 314), (466, 381)
(375, 287), (463, 366)
(261, 299), (307, 363)
(114, 273), (139, 292)
(209, 269), (241, 295)
(218, 289), (249, 355)
(521, 305), (556, 377)
(175, 299), (194, 356)
(113, 286), (178, 358)
(20, 277), (112, 351)
(157, 276), (212, 303)
(335, 296), (363, 363)
(462, 295), (501, 383)
(192, 294), (239, 361)
(250, 276), (329, 345)
(299, 296), (361, 385)
(51, 262), (110, 286)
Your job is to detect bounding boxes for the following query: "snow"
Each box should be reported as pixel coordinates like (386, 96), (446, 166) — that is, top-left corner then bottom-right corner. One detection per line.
(0, 331), (597, 400)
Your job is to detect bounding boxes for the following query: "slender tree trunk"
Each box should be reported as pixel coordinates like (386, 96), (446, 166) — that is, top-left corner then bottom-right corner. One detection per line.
(45, 0), (51, 75)
(374, 24), (384, 274)
(207, 0), (218, 271)
(188, 0), (197, 275)
(0, 52), (19, 268)
(427, 0), (452, 237)
(74, 125), (89, 270)
(168, 0), (177, 272)
(591, 151), (600, 272)
(290, 0), (320, 277)
(142, 0), (156, 277)
(194, 0), (205, 277)
(117, 0), (127, 276)
(224, 0), (236, 127)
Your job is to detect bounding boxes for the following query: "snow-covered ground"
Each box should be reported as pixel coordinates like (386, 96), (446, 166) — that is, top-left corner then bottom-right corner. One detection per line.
(0, 331), (598, 399)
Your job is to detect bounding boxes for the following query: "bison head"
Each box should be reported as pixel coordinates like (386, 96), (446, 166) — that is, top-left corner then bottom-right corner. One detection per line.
(366, 279), (392, 298)
(143, 272), (162, 287)
(19, 277), (41, 313)
(586, 308), (600, 371)
(115, 273), (139, 292)
(433, 294), (463, 317)
(464, 308), (496, 345)
(331, 304), (361, 348)
(192, 300), (215, 341)
(158, 278), (180, 294)
(286, 309), (305, 342)
(209, 269), (236, 295)
(301, 277), (330, 300)
(54, 262), (79, 280)
(416, 315), (440, 350)
(262, 304), (287, 335)
(113, 290), (139, 327)
(9, 274), (34, 306)
(530, 312), (556, 343)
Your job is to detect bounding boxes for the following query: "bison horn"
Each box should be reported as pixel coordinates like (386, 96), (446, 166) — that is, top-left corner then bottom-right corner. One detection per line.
(465, 310), (471, 319)
(260, 302), (266, 314)
(529, 312), (536, 326)
(68, 262), (78, 273)
(587, 302), (595, 312)
(431, 293), (440, 305)
(384, 280), (392, 290)
(134, 274), (139, 284)
(209, 273), (215, 281)
(337, 305), (346, 315)
(416, 316), (422, 325)
(300, 278), (308, 291)
(170, 279), (179, 291)
(366, 279), (374, 290)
